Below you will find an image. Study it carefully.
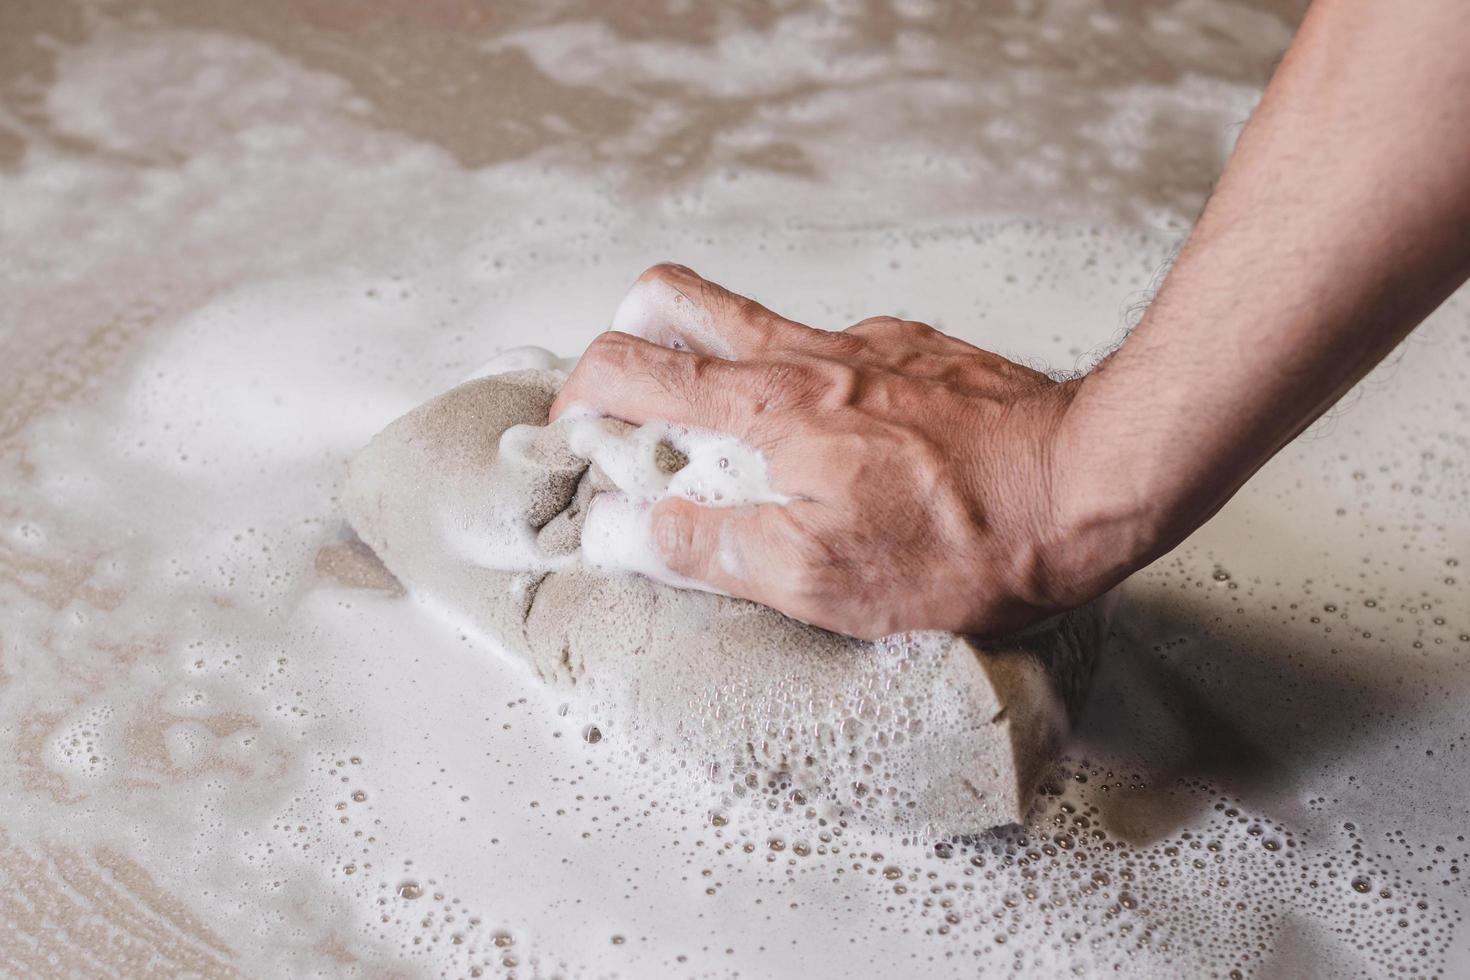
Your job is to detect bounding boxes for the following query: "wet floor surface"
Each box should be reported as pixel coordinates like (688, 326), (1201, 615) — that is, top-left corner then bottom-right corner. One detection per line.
(3, 1), (1467, 977)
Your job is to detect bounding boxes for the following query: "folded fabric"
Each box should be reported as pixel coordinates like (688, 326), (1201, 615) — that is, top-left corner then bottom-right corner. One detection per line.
(342, 369), (1105, 833)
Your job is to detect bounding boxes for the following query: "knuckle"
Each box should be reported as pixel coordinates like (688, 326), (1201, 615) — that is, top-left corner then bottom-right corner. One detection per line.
(686, 352), (725, 390)
(846, 315), (936, 344)
(817, 360), (860, 405)
(735, 296), (775, 329)
(651, 504), (697, 570)
(719, 295), (783, 351)
(585, 330), (635, 365)
(845, 315), (902, 339)
(751, 361), (821, 410)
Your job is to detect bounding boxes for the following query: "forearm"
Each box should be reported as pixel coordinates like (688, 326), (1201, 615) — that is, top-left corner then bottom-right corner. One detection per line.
(556, 2), (1470, 637)
(1057, 0), (1470, 583)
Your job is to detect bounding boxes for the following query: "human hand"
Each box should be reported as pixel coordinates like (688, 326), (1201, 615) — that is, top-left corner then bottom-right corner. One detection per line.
(550, 264), (1135, 640)
(551, 0), (1470, 643)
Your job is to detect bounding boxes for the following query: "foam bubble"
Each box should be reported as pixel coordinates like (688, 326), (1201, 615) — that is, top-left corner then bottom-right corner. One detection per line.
(2, 6), (1467, 978)
(563, 408), (790, 587)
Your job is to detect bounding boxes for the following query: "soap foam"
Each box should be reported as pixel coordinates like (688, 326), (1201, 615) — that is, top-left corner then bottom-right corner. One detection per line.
(561, 406), (791, 589)
(344, 367), (1076, 839)
(2, 7), (1468, 979)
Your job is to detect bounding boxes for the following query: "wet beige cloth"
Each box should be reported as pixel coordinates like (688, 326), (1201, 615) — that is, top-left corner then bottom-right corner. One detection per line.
(342, 370), (1105, 832)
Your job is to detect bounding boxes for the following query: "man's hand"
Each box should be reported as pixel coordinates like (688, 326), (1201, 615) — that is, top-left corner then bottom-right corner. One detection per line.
(551, 0), (1470, 641)
(550, 264), (1114, 640)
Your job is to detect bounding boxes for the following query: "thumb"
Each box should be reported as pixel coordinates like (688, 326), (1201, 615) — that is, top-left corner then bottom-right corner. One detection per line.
(649, 496), (779, 596)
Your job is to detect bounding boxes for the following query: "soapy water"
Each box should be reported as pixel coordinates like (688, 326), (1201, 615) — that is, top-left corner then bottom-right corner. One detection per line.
(566, 410), (792, 591)
(443, 339), (793, 589)
(2, 2), (1468, 978)
(563, 414), (789, 513)
(484, 266), (798, 593)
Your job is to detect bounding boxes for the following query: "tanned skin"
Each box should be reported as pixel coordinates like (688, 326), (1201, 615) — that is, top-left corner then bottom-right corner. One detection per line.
(551, 0), (1470, 641)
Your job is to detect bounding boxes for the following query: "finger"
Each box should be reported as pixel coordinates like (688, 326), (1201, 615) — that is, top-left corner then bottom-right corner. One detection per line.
(549, 330), (748, 432)
(646, 495), (807, 605)
(612, 263), (833, 360)
(648, 498), (908, 640)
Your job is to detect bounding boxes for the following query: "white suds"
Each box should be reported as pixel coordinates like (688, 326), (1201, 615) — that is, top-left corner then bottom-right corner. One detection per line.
(561, 407), (790, 587)
(5, 8), (1467, 979)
